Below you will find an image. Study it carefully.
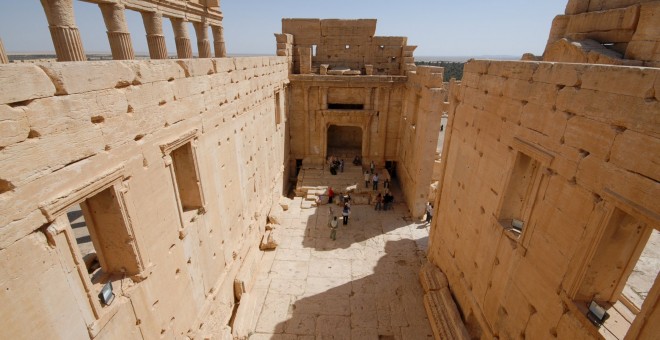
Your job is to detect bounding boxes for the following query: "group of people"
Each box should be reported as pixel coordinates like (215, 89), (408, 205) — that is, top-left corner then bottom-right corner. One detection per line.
(327, 156), (344, 175)
(373, 191), (394, 211)
(328, 202), (351, 241)
(364, 171), (389, 191)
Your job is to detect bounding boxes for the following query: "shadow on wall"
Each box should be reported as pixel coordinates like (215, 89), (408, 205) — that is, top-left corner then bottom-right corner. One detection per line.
(258, 239), (434, 338)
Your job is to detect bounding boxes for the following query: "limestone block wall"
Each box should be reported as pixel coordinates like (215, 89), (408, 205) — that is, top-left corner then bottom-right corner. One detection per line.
(397, 66), (445, 217)
(286, 75), (407, 166)
(545, 0), (660, 66)
(0, 56), (289, 339)
(282, 19), (414, 75)
(428, 60), (659, 339)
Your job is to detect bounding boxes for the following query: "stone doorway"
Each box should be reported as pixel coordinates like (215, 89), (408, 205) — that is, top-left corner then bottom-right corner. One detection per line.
(326, 125), (362, 160)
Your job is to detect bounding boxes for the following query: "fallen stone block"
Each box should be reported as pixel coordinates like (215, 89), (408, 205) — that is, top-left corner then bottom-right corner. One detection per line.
(268, 203), (284, 224)
(279, 197), (292, 211)
(419, 262), (449, 293)
(232, 292), (257, 340)
(234, 246), (263, 301)
(259, 230), (278, 251)
(424, 289), (470, 340)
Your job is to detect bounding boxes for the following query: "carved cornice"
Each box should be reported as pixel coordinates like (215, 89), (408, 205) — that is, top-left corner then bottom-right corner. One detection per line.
(39, 165), (126, 222)
(80, 0), (223, 26)
(160, 129), (199, 154)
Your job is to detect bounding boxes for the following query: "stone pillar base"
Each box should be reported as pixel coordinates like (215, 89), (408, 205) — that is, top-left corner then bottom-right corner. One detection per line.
(214, 41), (226, 58)
(147, 34), (168, 59)
(50, 26), (86, 62)
(175, 37), (193, 59)
(198, 40), (211, 58)
(108, 32), (134, 60)
(0, 38), (8, 64)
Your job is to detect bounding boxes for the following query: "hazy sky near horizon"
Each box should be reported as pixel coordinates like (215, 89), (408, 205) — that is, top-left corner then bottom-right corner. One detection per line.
(0, 1), (566, 57)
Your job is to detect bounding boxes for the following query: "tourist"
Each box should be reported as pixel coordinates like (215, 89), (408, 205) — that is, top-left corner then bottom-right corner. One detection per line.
(383, 191), (393, 210)
(364, 171), (370, 188)
(426, 202), (433, 223)
(353, 155), (361, 165)
(328, 187), (334, 204)
(344, 193), (351, 205)
(372, 173), (379, 190)
(342, 203), (351, 225)
(329, 216), (339, 240)
(375, 193), (383, 211)
(340, 159), (344, 172)
(370, 160), (375, 174)
(384, 178), (390, 189)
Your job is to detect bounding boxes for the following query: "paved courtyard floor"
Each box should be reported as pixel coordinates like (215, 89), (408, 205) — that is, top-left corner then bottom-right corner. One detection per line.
(248, 191), (434, 339)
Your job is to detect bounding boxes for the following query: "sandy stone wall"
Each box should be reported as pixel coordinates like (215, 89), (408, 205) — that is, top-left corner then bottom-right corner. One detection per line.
(428, 59), (659, 339)
(286, 75), (406, 166)
(544, 0), (660, 66)
(282, 19), (416, 75)
(0, 56), (289, 339)
(396, 66), (445, 217)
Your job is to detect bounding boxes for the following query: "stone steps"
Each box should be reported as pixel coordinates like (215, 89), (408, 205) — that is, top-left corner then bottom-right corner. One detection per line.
(295, 165), (392, 209)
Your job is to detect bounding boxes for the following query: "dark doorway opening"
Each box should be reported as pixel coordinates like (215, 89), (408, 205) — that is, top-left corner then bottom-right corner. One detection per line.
(327, 125), (362, 159)
(385, 161), (397, 179)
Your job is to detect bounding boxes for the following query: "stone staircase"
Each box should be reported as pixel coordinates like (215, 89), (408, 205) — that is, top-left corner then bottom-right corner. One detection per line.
(294, 163), (390, 209)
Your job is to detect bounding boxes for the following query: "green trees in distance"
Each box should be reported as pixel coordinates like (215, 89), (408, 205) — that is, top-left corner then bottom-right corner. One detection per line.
(415, 61), (464, 82)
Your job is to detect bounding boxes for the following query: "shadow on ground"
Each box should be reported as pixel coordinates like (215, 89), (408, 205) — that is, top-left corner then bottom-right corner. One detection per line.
(251, 239), (433, 339)
(300, 179), (424, 251)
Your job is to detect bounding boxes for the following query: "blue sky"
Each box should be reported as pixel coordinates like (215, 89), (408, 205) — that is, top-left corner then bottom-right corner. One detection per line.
(0, 1), (566, 57)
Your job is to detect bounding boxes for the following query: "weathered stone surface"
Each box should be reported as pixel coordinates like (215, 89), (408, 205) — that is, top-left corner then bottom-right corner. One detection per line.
(429, 58), (660, 340)
(419, 261), (449, 293)
(0, 64), (55, 104)
(39, 60), (136, 95)
(4, 3), (660, 340)
(0, 55), (289, 339)
(0, 105), (29, 147)
(259, 230), (278, 250)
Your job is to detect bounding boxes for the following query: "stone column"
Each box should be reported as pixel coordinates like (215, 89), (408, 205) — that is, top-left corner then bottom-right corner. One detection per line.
(141, 11), (168, 59)
(193, 21), (211, 58)
(40, 0), (86, 62)
(211, 25), (226, 57)
(0, 38), (8, 64)
(171, 18), (193, 59)
(99, 4), (134, 60)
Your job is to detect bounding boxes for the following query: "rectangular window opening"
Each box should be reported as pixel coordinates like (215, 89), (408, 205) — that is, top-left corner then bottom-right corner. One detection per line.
(574, 208), (657, 339)
(67, 204), (99, 280)
(275, 91), (282, 125)
(312, 44), (317, 58)
(171, 142), (203, 213)
(65, 187), (141, 284)
(328, 103), (364, 110)
(497, 152), (541, 237)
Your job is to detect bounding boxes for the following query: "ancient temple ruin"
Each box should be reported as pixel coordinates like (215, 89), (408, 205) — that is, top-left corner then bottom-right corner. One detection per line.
(279, 18), (444, 216)
(0, 0), (658, 339)
(427, 1), (660, 339)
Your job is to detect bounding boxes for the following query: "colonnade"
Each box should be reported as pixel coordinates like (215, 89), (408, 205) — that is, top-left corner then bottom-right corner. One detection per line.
(39, 0), (226, 62)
